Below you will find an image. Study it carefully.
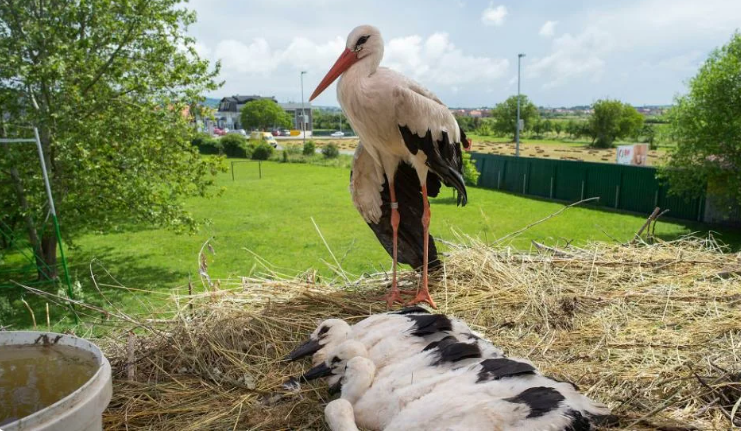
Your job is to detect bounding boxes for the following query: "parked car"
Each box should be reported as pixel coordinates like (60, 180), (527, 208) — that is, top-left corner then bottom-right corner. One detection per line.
(213, 128), (226, 136)
(228, 129), (247, 136)
(330, 131), (345, 137)
(271, 130), (281, 136)
(250, 131), (278, 148)
(282, 129), (291, 136)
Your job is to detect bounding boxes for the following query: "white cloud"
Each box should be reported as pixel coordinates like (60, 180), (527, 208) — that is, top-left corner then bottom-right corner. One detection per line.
(384, 32), (509, 87)
(539, 21), (558, 38)
(213, 37), (345, 75)
(526, 26), (614, 89)
(208, 32), (508, 93)
(481, 3), (507, 26)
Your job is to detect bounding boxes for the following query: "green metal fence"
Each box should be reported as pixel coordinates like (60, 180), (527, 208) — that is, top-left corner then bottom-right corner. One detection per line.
(471, 153), (705, 222)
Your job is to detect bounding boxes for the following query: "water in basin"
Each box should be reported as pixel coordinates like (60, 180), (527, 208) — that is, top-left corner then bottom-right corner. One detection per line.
(0, 344), (99, 426)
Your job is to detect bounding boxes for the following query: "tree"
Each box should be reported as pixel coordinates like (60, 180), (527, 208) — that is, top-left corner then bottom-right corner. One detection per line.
(490, 95), (539, 140)
(642, 124), (657, 150)
(660, 32), (741, 213)
(542, 119), (553, 135)
(531, 119), (544, 138)
(240, 99), (292, 131)
(553, 121), (563, 137)
(566, 120), (580, 138)
(587, 99), (644, 148)
(0, 1), (222, 278)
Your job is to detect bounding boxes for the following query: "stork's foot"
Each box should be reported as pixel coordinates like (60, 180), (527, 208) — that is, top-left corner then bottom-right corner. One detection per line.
(384, 290), (405, 308)
(373, 289), (416, 308)
(405, 288), (437, 309)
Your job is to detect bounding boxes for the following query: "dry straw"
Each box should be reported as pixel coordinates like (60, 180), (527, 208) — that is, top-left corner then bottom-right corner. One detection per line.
(22, 231), (741, 430)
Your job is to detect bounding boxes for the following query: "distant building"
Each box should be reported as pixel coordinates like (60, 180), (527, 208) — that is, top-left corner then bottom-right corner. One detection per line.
(215, 95), (277, 130)
(279, 102), (314, 132)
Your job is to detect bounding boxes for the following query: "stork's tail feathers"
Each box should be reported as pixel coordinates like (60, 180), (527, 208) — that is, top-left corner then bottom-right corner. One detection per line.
(398, 125), (467, 207)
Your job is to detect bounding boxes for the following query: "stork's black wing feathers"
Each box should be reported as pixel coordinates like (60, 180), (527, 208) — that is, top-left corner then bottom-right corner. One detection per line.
(399, 125), (467, 206)
(361, 161), (440, 271)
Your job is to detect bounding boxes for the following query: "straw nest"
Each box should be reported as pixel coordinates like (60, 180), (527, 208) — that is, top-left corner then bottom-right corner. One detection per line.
(96, 236), (741, 431)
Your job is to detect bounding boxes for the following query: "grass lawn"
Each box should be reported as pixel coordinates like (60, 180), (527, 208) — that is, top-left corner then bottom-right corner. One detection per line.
(2, 161), (738, 330)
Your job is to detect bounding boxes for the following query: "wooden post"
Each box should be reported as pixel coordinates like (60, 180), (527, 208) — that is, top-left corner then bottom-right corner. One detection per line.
(231, 161), (235, 181)
(654, 189), (659, 208)
(580, 181), (585, 200)
(549, 177), (554, 199)
(497, 171), (502, 189)
(258, 161), (262, 179)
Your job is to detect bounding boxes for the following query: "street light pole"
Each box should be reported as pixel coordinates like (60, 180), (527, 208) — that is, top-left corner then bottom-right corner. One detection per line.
(515, 53), (525, 157)
(300, 71), (307, 146)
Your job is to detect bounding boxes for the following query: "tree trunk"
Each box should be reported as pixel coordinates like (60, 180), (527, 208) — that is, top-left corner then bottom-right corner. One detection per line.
(7, 165), (50, 279)
(41, 233), (58, 279)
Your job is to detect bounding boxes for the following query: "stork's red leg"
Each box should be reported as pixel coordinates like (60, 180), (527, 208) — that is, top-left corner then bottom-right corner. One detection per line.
(407, 184), (437, 309)
(384, 181), (404, 307)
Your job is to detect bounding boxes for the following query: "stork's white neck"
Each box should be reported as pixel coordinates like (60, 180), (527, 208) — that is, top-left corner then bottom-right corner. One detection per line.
(342, 357), (376, 405)
(347, 52), (380, 83)
(325, 399), (359, 431)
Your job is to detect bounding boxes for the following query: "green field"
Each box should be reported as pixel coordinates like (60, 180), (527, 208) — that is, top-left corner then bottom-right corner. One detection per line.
(2, 161), (738, 330)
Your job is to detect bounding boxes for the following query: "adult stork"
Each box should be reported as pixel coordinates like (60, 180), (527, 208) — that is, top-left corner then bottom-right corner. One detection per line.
(310, 25), (469, 308)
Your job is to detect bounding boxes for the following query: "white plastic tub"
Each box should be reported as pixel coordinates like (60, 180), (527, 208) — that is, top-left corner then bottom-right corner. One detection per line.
(0, 331), (112, 431)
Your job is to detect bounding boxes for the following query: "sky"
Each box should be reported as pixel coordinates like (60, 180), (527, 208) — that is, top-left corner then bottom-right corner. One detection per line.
(186, 0), (741, 108)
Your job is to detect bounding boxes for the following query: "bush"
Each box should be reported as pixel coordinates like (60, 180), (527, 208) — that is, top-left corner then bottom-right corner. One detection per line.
(462, 152), (480, 186)
(191, 132), (211, 147)
(191, 132), (222, 155)
(303, 140), (316, 156)
(322, 143), (339, 159)
(251, 143), (274, 161)
(474, 124), (492, 136)
(220, 134), (253, 158)
(285, 145), (303, 156)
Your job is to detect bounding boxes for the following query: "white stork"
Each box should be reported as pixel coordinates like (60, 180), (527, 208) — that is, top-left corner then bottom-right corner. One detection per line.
(310, 25), (470, 308)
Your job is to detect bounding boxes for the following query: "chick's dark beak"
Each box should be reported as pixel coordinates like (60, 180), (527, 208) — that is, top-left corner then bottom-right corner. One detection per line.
(301, 363), (332, 381)
(284, 338), (323, 361)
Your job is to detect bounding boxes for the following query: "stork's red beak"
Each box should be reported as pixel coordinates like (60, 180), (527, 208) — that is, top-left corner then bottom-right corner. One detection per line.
(309, 48), (358, 101)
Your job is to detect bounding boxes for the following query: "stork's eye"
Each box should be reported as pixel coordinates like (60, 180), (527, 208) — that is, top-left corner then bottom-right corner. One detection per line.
(318, 326), (329, 337)
(353, 35), (370, 51)
(331, 356), (340, 364)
